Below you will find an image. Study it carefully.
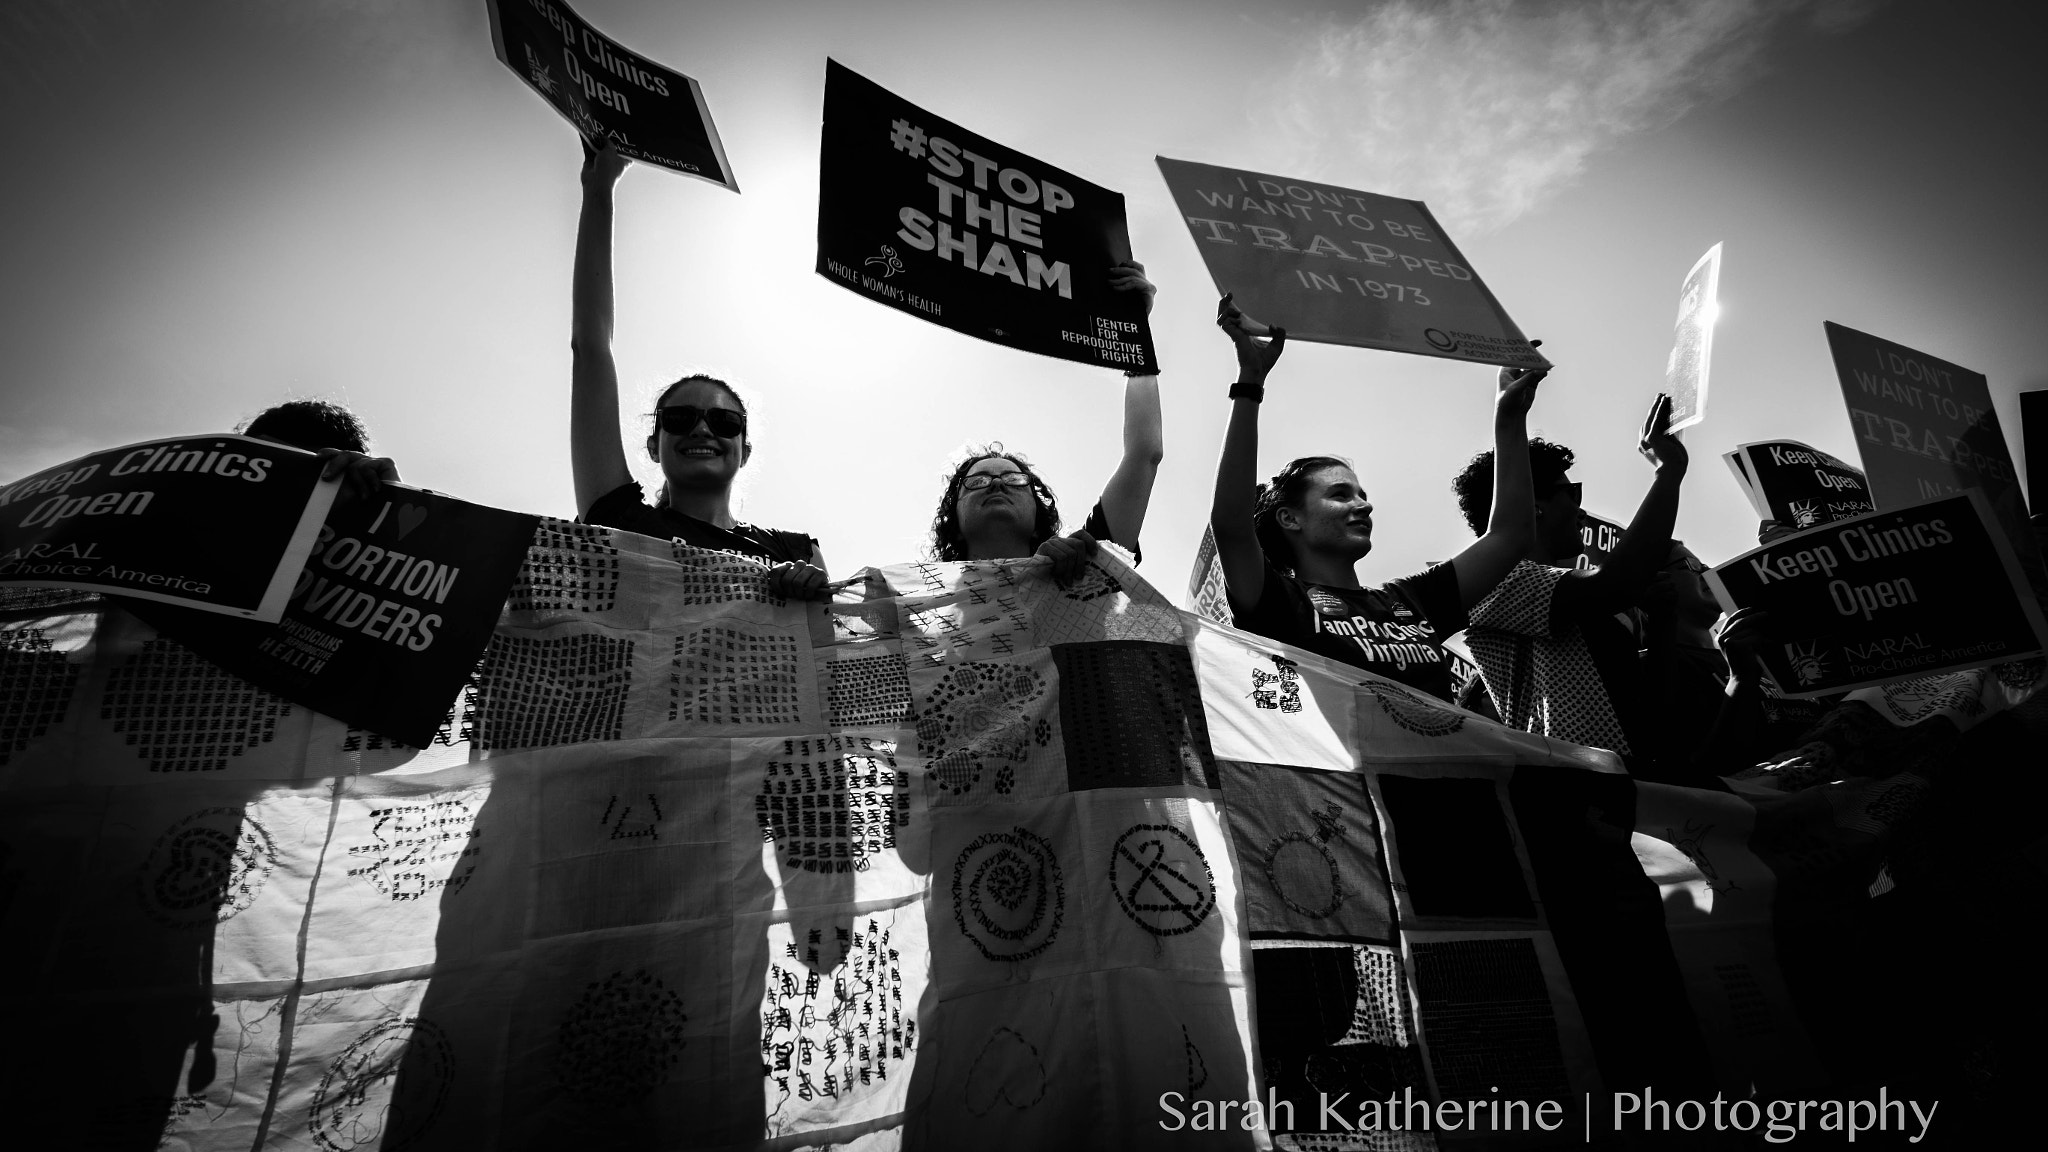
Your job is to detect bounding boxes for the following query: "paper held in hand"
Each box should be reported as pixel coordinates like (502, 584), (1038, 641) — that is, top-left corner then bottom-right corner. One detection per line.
(1664, 243), (1722, 432)
(1155, 156), (1546, 370)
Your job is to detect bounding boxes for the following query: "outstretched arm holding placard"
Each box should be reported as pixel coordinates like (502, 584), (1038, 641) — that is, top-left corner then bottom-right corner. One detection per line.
(1090, 261), (1165, 551)
(567, 142), (829, 596)
(570, 140), (633, 515)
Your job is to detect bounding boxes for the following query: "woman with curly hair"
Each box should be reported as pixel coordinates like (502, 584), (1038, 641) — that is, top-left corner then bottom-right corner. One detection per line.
(927, 262), (1163, 581)
(1209, 294), (1544, 700)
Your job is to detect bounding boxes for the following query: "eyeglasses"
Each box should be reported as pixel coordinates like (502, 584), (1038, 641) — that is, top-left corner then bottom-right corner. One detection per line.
(657, 405), (747, 438)
(961, 471), (1033, 492)
(1542, 480), (1583, 503)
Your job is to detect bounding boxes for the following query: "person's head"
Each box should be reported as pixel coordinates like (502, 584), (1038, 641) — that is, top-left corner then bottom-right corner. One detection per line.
(647, 375), (750, 499)
(1254, 456), (1372, 572)
(241, 400), (369, 453)
(1644, 541), (1723, 631)
(930, 445), (1061, 562)
(1452, 438), (1579, 559)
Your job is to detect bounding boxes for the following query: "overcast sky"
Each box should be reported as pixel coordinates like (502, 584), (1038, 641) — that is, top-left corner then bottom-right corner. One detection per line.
(3, 0), (2041, 587)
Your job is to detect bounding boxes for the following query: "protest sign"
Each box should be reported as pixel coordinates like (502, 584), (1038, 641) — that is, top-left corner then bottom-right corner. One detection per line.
(1826, 323), (2016, 505)
(1723, 440), (1874, 529)
(0, 435), (334, 621)
(1187, 522), (1231, 624)
(127, 487), (539, 747)
(1664, 243), (1722, 431)
(1706, 491), (2048, 697)
(1575, 510), (1626, 571)
(1155, 157), (1546, 370)
(1825, 321), (2042, 597)
(816, 61), (1156, 372)
(486, 0), (737, 189)
(2023, 388), (2046, 513)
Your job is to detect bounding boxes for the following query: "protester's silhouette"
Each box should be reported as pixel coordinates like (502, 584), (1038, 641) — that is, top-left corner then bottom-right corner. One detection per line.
(570, 141), (826, 598)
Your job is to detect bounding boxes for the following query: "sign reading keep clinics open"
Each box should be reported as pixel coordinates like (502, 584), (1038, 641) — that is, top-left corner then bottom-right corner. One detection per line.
(1156, 157), (1547, 370)
(1707, 491), (2048, 697)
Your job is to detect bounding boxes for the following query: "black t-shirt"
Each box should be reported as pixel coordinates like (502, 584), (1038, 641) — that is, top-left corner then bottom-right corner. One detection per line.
(1078, 501), (1140, 564)
(581, 481), (817, 565)
(1233, 561), (1467, 699)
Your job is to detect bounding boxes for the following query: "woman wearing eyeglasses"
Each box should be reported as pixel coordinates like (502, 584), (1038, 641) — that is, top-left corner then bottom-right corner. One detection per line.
(569, 142), (828, 599)
(926, 263), (1162, 580)
(1210, 295), (1544, 701)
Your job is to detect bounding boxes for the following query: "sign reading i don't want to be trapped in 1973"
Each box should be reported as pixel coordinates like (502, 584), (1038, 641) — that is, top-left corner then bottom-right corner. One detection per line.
(1155, 156), (1547, 370)
(815, 60), (1158, 373)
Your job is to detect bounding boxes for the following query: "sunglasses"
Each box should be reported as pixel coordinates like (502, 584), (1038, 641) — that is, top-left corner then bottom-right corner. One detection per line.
(961, 471), (1033, 492)
(1542, 480), (1583, 503)
(657, 405), (747, 438)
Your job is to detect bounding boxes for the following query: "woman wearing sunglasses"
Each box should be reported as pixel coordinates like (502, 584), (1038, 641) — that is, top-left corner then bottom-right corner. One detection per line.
(1209, 295), (1544, 700)
(569, 142), (828, 598)
(927, 262), (1162, 580)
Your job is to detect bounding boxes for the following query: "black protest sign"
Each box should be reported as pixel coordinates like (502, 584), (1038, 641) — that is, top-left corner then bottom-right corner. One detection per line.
(1155, 156), (1546, 370)
(1575, 510), (1625, 572)
(486, 0), (737, 189)
(1730, 440), (1874, 530)
(2023, 389), (2047, 513)
(0, 435), (333, 620)
(816, 60), (1157, 373)
(1706, 491), (2048, 698)
(130, 487), (538, 747)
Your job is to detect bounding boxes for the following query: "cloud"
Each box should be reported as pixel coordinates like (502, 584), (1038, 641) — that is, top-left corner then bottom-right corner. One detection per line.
(1264, 0), (1885, 234)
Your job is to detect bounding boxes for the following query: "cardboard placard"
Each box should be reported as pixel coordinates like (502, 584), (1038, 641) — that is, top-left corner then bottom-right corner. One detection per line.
(1705, 491), (2048, 697)
(486, 0), (737, 189)
(0, 435), (334, 621)
(1664, 243), (1722, 432)
(128, 487), (539, 747)
(1825, 321), (2042, 597)
(1155, 156), (1546, 369)
(816, 60), (1156, 372)
(1722, 440), (1874, 529)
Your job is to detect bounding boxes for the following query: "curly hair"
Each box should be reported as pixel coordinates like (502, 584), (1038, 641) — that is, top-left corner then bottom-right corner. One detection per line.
(929, 443), (1062, 561)
(240, 400), (369, 454)
(1252, 456), (1351, 573)
(1451, 438), (1575, 536)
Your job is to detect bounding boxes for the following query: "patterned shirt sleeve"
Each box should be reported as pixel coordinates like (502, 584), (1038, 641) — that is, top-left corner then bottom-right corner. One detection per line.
(1467, 560), (1565, 639)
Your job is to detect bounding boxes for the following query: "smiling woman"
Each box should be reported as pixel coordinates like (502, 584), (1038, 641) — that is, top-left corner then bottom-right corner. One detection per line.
(567, 140), (827, 598)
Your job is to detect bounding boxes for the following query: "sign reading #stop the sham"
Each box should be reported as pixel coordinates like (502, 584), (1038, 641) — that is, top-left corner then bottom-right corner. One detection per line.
(816, 60), (1157, 373)
(1155, 156), (1546, 370)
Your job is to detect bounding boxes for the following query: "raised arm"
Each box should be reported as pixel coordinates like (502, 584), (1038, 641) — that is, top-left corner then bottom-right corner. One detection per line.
(570, 141), (634, 515)
(1093, 261), (1163, 549)
(1210, 295), (1287, 613)
(1554, 393), (1690, 615)
(1448, 363), (1546, 607)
